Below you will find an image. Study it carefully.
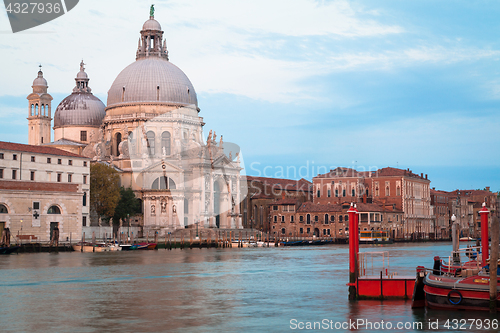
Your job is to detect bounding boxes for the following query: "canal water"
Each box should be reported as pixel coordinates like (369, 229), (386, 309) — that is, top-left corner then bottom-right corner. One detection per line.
(0, 242), (497, 332)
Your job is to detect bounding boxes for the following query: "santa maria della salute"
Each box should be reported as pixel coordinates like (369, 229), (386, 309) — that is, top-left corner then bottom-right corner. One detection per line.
(19, 8), (246, 239)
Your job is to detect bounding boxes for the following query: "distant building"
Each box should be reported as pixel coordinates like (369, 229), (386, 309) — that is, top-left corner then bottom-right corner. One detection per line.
(313, 166), (432, 239)
(448, 188), (498, 238)
(0, 141), (90, 242)
(240, 176), (312, 232)
(269, 200), (403, 239)
(430, 188), (451, 239)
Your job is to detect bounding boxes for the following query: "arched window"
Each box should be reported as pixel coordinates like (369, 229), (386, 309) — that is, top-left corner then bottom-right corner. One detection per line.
(151, 176), (176, 190)
(344, 215), (348, 222)
(146, 131), (155, 156)
(324, 214), (329, 224)
(83, 192), (87, 207)
(330, 215), (335, 222)
(0, 204), (8, 213)
(30, 104), (34, 116)
(47, 206), (61, 214)
(161, 131), (171, 155)
(339, 215), (343, 222)
(115, 132), (122, 156)
(306, 214), (311, 224)
(35, 104), (38, 115)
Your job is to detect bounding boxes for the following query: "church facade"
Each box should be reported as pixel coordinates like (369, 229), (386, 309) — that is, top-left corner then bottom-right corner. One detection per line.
(30, 10), (246, 235)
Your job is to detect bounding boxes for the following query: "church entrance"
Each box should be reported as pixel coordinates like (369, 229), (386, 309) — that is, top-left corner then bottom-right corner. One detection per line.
(50, 222), (58, 241)
(0, 222), (4, 241)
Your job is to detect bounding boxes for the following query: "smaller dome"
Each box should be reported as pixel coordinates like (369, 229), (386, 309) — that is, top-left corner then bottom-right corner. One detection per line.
(76, 70), (88, 79)
(32, 70), (47, 87)
(142, 18), (161, 31)
(54, 93), (105, 127)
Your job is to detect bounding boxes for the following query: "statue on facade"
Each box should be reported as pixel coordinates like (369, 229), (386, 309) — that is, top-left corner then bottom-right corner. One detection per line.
(207, 130), (212, 145)
(161, 199), (167, 213)
(151, 204), (156, 216)
(172, 205), (177, 214)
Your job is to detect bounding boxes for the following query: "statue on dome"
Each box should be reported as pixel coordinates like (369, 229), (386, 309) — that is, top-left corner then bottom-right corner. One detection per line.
(150, 4), (155, 17)
(80, 60), (85, 72)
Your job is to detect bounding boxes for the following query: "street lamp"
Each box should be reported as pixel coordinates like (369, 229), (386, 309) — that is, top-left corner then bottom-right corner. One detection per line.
(451, 214), (460, 263)
(127, 213), (130, 239)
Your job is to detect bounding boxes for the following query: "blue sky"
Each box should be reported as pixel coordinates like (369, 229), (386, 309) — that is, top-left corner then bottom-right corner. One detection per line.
(0, 0), (499, 191)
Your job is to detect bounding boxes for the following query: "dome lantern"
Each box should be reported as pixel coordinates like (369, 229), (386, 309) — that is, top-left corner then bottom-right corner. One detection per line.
(107, 8), (197, 108)
(73, 60), (91, 93)
(136, 6), (169, 61)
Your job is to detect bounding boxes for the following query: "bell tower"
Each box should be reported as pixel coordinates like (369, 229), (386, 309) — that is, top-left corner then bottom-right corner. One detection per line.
(27, 65), (52, 145)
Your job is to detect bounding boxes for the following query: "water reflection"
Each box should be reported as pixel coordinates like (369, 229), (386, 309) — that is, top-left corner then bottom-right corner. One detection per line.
(0, 242), (496, 332)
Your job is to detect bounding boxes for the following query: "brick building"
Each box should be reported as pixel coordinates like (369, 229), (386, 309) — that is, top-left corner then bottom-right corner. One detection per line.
(449, 188), (498, 238)
(430, 188), (451, 239)
(240, 176), (312, 232)
(269, 200), (403, 239)
(312, 166), (432, 239)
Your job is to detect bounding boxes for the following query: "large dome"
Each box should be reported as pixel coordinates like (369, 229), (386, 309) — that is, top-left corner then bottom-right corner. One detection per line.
(54, 93), (105, 127)
(107, 57), (198, 108)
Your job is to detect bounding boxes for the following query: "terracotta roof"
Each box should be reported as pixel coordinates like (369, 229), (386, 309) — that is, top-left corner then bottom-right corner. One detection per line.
(375, 167), (428, 180)
(430, 189), (452, 196)
(0, 180), (79, 193)
(270, 198), (300, 206)
(0, 141), (87, 158)
(316, 167), (362, 178)
(246, 176), (312, 192)
(356, 203), (387, 213)
(448, 189), (498, 198)
(297, 202), (342, 213)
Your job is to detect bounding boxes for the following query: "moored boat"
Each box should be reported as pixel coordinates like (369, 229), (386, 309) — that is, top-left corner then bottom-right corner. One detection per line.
(413, 204), (499, 311)
(423, 272), (500, 311)
(72, 242), (94, 252)
(136, 242), (157, 250)
(0, 245), (20, 254)
(120, 244), (138, 251)
(459, 236), (477, 242)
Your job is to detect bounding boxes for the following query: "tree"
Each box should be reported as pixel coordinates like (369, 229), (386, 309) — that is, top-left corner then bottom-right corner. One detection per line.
(90, 163), (120, 222)
(113, 187), (141, 226)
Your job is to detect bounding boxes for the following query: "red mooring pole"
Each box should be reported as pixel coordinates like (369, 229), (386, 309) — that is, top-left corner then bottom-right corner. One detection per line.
(354, 204), (360, 266)
(348, 203), (358, 300)
(480, 202), (490, 267)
